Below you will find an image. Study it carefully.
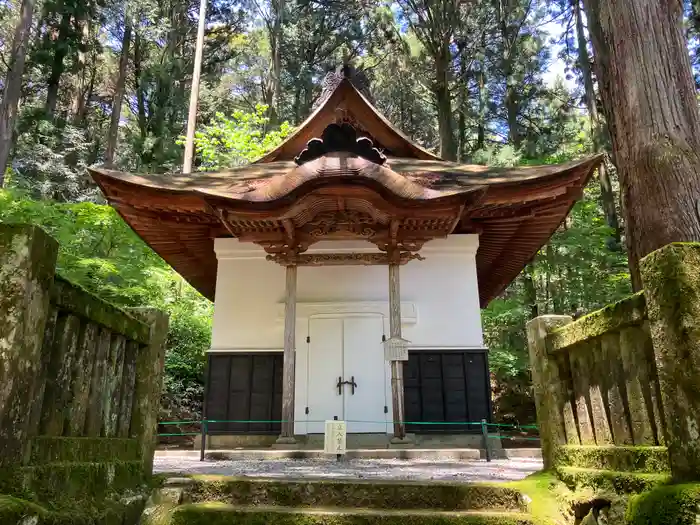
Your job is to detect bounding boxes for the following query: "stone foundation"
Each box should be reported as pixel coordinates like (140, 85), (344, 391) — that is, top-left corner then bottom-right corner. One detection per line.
(195, 433), (493, 450)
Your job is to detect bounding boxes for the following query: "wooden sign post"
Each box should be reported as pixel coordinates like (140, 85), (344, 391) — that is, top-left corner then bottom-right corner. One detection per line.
(324, 418), (346, 460)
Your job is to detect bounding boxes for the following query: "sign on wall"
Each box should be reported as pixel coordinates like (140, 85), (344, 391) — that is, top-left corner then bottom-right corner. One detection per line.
(324, 420), (347, 455)
(384, 336), (410, 361)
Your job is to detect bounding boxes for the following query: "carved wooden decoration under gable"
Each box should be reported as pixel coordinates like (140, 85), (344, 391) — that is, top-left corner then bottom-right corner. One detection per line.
(294, 123), (386, 166)
(304, 210), (377, 239)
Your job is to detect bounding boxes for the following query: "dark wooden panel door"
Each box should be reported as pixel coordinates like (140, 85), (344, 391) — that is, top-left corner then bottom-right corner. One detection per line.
(206, 353), (283, 434)
(404, 350), (491, 433)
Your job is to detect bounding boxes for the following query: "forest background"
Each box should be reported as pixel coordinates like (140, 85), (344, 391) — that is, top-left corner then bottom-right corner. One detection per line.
(1, 0), (695, 427)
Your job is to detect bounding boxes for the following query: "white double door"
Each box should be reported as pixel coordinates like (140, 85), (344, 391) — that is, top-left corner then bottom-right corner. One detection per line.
(306, 316), (388, 434)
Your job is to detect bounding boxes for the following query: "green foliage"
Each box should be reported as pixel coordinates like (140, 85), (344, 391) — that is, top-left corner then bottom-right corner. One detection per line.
(484, 146), (630, 423)
(189, 105), (294, 169)
(625, 484), (700, 525)
(0, 188), (212, 423)
(471, 145), (522, 167)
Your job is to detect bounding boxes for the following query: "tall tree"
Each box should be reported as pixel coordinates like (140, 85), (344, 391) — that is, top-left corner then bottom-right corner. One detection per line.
(571, 0), (620, 247)
(583, 0), (700, 287)
(104, 8), (132, 167)
(0, 0), (36, 186)
(396, 0), (463, 160)
(248, 0), (286, 125)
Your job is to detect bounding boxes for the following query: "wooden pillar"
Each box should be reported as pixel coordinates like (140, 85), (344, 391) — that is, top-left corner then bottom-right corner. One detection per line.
(278, 264), (298, 443)
(389, 263), (407, 441)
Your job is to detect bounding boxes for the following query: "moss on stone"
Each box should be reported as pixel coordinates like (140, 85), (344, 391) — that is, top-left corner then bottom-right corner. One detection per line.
(556, 467), (669, 494)
(0, 494), (48, 523)
(555, 446), (670, 473)
(526, 316), (574, 468)
(128, 309), (169, 475)
(0, 467), (27, 497)
(504, 471), (570, 525)
(640, 242), (700, 481)
(547, 292), (646, 352)
(29, 437), (140, 465)
(169, 503), (537, 525)
(50, 277), (150, 344)
(8, 461), (144, 504)
(625, 483), (700, 525)
(0, 491), (147, 525)
(184, 475), (527, 512)
(0, 224), (58, 466)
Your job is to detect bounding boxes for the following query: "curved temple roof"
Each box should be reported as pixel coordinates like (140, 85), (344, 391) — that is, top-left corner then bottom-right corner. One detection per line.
(90, 153), (601, 306)
(90, 67), (602, 307)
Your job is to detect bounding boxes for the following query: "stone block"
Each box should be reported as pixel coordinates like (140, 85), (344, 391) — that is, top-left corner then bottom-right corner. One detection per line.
(84, 327), (112, 436)
(526, 315), (573, 469)
(28, 436), (140, 464)
(102, 334), (126, 437)
(184, 475), (528, 512)
(548, 292), (646, 352)
(0, 224), (57, 465)
(129, 308), (169, 475)
(568, 345), (595, 445)
(66, 321), (99, 435)
(39, 313), (81, 436)
(554, 445), (670, 473)
(28, 306), (57, 435)
(618, 325), (660, 445)
(640, 242), (700, 481)
(600, 333), (633, 445)
(587, 339), (613, 445)
(117, 341), (139, 437)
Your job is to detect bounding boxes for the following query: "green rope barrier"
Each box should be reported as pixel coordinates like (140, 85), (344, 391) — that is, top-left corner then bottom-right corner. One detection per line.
(159, 419), (539, 428)
(487, 435), (541, 441)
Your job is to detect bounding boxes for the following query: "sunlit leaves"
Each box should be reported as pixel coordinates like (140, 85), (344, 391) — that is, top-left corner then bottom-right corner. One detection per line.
(189, 104), (294, 169)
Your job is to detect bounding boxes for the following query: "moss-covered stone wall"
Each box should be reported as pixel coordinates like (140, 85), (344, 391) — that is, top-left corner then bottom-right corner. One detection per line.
(0, 224), (169, 525)
(526, 293), (666, 467)
(529, 241), (700, 485)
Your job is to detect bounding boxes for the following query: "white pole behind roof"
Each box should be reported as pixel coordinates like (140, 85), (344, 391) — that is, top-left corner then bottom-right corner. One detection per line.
(182, 0), (207, 174)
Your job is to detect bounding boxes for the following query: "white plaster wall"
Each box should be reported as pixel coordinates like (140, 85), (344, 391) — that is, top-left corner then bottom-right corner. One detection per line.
(210, 235), (484, 351)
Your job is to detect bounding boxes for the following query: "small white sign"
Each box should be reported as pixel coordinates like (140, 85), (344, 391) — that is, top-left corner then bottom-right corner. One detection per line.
(384, 336), (410, 361)
(324, 420), (347, 455)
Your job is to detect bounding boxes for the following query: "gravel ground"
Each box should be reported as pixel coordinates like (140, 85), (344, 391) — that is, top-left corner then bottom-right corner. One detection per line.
(153, 456), (543, 483)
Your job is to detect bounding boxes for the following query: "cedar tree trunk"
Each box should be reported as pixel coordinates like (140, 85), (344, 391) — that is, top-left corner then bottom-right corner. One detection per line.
(0, 0), (35, 186)
(573, 0), (620, 247)
(45, 13), (71, 119)
(435, 40), (456, 160)
(582, 0), (700, 285)
(105, 15), (132, 167)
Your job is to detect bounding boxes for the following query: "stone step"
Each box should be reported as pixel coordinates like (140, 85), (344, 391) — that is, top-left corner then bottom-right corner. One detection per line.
(556, 466), (670, 494)
(168, 503), (537, 525)
(178, 476), (528, 512)
(0, 461), (144, 503)
(29, 436), (140, 464)
(554, 445), (669, 473)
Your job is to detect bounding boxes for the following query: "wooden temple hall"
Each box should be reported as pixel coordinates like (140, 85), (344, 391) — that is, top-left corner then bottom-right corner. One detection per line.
(90, 66), (601, 447)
